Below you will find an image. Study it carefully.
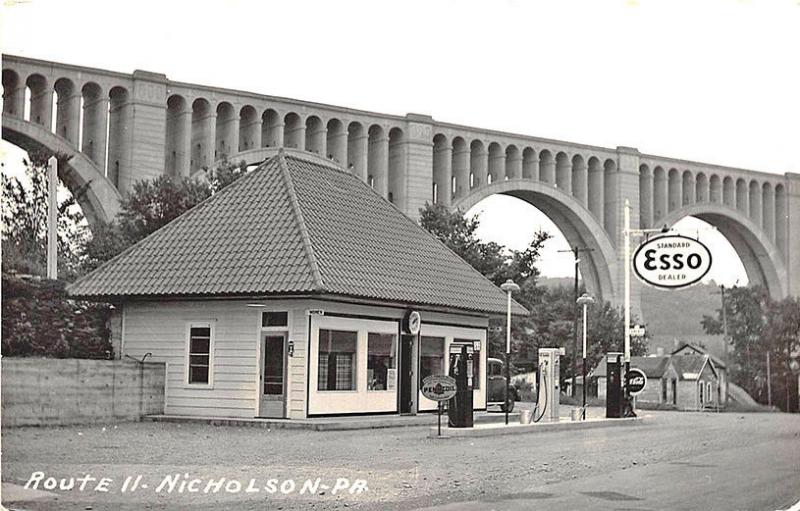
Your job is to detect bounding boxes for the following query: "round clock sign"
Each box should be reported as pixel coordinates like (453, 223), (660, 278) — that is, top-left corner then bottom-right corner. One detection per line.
(404, 310), (421, 335)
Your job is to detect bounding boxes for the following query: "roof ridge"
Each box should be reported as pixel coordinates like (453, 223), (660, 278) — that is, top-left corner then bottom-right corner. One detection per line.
(299, 164), (527, 314)
(277, 150), (325, 292)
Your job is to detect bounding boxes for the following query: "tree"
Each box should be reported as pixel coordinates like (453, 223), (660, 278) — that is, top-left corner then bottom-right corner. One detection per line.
(702, 286), (800, 411)
(763, 296), (800, 412)
(1, 273), (112, 358)
(419, 202), (646, 380)
(523, 283), (648, 381)
(702, 286), (768, 400)
(1, 150), (88, 279)
(2, 152), (248, 359)
(419, 202), (551, 287)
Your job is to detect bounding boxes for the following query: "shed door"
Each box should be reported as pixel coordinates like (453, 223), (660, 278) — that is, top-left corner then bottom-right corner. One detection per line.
(260, 333), (287, 418)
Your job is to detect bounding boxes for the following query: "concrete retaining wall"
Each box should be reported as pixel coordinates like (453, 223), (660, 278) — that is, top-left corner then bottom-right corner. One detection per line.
(1, 358), (165, 426)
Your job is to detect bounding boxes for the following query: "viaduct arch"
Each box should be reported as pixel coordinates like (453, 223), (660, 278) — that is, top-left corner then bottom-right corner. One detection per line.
(2, 116), (121, 228)
(453, 179), (617, 306)
(661, 204), (788, 299)
(3, 54), (798, 305)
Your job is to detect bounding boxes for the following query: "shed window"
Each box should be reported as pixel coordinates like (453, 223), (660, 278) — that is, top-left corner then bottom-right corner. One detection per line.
(188, 325), (212, 385)
(317, 329), (357, 391)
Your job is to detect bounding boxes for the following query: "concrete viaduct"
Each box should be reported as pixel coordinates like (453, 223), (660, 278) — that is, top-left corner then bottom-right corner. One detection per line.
(3, 54), (799, 312)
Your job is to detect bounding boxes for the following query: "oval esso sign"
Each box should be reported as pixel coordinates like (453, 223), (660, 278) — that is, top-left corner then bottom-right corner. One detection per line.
(633, 234), (712, 289)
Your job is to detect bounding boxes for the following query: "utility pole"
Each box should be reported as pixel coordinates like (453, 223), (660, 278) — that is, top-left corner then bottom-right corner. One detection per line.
(766, 351), (772, 407)
(710, 285), (730, 357)
(711, 282), (736, 406)
(558, 246), (593, 398)
(46, 156), (58, 280)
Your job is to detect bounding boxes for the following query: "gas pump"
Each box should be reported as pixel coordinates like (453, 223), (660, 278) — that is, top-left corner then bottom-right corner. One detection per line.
(606, 352), (623, 418)
(447, 344), (474, 427)
(537, 348), (561, 421)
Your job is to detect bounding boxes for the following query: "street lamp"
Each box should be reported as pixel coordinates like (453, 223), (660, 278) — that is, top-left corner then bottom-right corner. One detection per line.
(500, 279), (520, 425)
(576, 293), (595, 420)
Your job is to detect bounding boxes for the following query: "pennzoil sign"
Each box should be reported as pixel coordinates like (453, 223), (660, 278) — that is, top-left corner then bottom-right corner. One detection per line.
(633, 234), (712, 289)
(421, 375), (457, 401)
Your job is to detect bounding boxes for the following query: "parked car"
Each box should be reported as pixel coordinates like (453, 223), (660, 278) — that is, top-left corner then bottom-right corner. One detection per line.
(487, 357), (520, 412)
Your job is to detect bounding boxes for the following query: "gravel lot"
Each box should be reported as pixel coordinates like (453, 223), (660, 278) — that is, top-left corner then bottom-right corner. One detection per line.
(2, 408), (799, 510)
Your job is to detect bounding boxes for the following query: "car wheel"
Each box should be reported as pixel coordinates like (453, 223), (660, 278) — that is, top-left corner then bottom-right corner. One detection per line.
(500, 399), (515, 413)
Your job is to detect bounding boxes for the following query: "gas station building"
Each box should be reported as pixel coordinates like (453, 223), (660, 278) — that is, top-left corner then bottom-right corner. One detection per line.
(68, 150), (526, 419)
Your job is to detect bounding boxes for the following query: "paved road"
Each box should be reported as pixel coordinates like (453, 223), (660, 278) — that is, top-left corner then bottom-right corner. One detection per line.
(2, 409), (799, 510)
(414, 432), (800, 511)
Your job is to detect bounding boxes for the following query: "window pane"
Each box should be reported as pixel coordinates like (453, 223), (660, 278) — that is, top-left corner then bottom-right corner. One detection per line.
(367, 333), (396, 391)
(262, 311), (288, 328)
(191, 327), (211, 338)
(189, 354), (209, 366)
(420, 336), (445, 387)
(317, 329), (357, 391)
(188, 325), (211, 384)
(189, 365), (209, 384)
(190, 337), (210, 354)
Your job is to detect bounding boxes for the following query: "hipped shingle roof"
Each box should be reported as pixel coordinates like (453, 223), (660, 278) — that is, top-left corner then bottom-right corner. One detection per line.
(68, 150), (527, 316)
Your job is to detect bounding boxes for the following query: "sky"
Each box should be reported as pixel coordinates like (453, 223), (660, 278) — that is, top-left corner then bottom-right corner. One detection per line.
(2, 0), (798, 286)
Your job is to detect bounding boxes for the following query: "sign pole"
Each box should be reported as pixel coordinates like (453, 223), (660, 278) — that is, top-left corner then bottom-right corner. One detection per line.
(624, 200), (631, 408)
(582, 302), (587, 419)
(438, 401), (442, 437)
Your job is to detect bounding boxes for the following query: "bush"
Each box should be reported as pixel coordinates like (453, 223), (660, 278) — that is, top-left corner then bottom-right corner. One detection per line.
(1, 273), (112, 358)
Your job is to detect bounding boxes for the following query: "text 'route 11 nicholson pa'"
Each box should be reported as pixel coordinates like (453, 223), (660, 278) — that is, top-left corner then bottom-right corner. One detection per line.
(1, 3), (799, 511)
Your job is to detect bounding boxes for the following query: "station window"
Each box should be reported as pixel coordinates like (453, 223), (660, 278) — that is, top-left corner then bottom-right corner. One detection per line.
(262, 311), (288, 328)
(317, 329), (357, 391)
(187, 324), (213, 385)
(367, 333), (397, 391)
(420, 336), (445, 386)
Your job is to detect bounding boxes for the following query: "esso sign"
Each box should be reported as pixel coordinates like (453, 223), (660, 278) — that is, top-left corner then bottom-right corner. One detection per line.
(633, 234), (712, 289)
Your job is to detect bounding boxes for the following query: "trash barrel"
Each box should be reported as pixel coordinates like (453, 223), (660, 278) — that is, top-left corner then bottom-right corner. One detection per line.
(519, 409), (533, 424)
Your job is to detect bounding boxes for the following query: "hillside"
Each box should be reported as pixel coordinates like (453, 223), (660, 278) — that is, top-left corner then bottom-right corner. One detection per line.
(538, 276), (727, 358)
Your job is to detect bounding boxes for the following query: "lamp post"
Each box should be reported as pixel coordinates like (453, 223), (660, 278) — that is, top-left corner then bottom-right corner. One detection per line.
(500, 279), (520, 425)
(576, 293), (595, 420)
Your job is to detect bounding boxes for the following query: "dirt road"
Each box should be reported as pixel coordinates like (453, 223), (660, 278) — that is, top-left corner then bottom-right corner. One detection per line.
(2, 409), (799, 510)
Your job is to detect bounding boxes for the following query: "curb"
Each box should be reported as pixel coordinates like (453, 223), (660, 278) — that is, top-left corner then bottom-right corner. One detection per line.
(147, 411), (521, 432)
(428, 416), (644, 438)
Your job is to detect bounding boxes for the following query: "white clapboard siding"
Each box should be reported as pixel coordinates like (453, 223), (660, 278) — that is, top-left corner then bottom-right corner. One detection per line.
(124, 299), (264, 418)
(122, 297), (488, 420)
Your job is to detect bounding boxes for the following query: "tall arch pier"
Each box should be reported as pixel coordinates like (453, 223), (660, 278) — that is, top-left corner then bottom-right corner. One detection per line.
(3, 54), (798, 309)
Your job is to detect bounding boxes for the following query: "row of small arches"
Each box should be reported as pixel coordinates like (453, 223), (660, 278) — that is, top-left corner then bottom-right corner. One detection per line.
(639, 164), (788, 253)
(2, 69), (132, 187)
(431, 133), (620, 236)
(164, 94), (411, 206)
